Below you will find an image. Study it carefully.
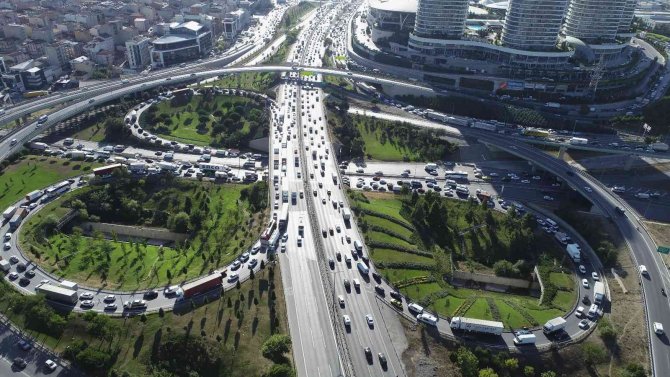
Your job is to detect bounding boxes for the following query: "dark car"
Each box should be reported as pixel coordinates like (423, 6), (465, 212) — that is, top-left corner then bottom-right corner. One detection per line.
(17, 340), (32, 351)
(374, 285), (385, 296)
(24, 270), (35, 278)
(13, 357), (27, 369)
(372, 272), (381, 283)
(336, 251), (342, 261)
(329, 258), (335, 269)
(389, 291), (402, 301)
(364, 347), (372, 363)
(16, 262), (26, 272)
(18, 277), (30, 286)
(344, 279), (351, 291)
(378, 353), (387, 369)
(143, 290), (159, 300)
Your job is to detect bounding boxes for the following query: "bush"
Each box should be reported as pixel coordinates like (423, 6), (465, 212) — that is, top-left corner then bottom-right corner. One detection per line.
(262, 364), (295, 377)
(261, 334), (292, 362)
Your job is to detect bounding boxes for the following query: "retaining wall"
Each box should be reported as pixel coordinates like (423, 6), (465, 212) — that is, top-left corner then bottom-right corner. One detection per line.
(80, 222), (188, 243)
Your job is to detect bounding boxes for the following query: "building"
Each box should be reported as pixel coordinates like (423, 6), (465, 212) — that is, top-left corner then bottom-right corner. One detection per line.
(45, 43), (69, 69)
(150, 21), (212, 67)
(71, 56), (95, 74)
(367, 0), (417, 43)
(563, 0), (627, 43)
(412, 0), (468, 39)
(5, 60), (48, 90)
(126, 36), (151, 70)
(222, 9), (249, 39)
(3, 24), (28, 41)
(501, 0), (568, 50)
(618, 0), (638, 34)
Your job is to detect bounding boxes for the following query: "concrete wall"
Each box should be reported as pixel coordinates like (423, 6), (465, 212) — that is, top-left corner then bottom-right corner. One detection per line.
(249, 136), (269, 152)
(80, 222), (188, 242)
(453, 270), (541, 290)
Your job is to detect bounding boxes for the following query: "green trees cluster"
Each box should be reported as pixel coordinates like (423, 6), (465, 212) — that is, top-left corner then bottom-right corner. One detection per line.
(261, 334), (292, 362)
(555, 207), (619, 267)
(453, 346), (559, 377)
(152, 334), (222, 377)
(11, 293), (66, 336)
(240, 181), (269, 211)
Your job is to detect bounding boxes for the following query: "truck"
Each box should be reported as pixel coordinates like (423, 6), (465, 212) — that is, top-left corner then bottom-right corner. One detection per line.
(542, 317), (567, 334)
(425, 110), (449, 123)
(650, 142), (669, 152)
(181, 272), (223, 299)
(9, 208), (28, 230)
(450, 317), (504, 336)
(357, 262), (369, 275)
(2, 206), (16, 220)
(566, 243), (581, 263)
(424, 163), (438, 171)
(545, 102), (561, 108)
(593, 281), (605, 305)
(312, 150), (317, 160)
(68, 150), (86, 160)
(332, 173), (338, 184)
(93, 164), (124, 177)
(471, 122), (497, 132)
(0, 260), (10, 272)
(554, 231), (569, 245)
(513, 333), (537, 345)
(36, 284), (78, 304)
(30, 142), (48, 151)
(417, 313), (438, 326)
(635, 192), (650, 199)
(342, 208), (352, 222)
(59, 280), (79, 290)
(569, 137), (588, 145)
(25, 190), (44, 202)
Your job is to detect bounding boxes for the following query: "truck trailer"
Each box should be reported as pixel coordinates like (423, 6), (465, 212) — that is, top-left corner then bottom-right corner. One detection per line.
(25, 190), (44, 202)
(2, 206), (16, 219)
(30, 142), (49, 151)
(59, 280), (79, 290)
(9, 208), (28, 230)
(181, 272), (223, 299)
(593, 281), (605, 305)
(342, 208), (352, 222)
(357, 262), (369, 275)
(417, 313), (438, 326)
(36, 284), (78, 304)
(542, 317), (567, 334)
(0, 260), (10, 272)
(450, 317), (504, 336)
(471, 122), (497, 132)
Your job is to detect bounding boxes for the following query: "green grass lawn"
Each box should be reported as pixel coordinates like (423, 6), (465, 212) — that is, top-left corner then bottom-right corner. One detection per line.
(20, 181), (265, 290)
(496, 300), (533, 329)
(0, 155), (100, 211)
(70, 121), (107, 142)
(464, 298), (495, 321)
(354, 197), (408, 223)
(379, 268), (430, 284)
(0, 262), (288, 377)
(400, 282), (443, 300)
(356, 120), (421, 161)
(367, 231), (415, 248)
(211, 72), (278, 92)
(371, 248), (433, 264)
(365, 216), (414, 240)
(549, 272), (574, 290)
(552, 290), (577, 312)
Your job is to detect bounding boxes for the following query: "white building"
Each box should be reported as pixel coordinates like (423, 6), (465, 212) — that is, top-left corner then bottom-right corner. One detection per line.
(412, 0), (468, 39)
(563, 0), (628, 43)
(502, 0), (568, 50)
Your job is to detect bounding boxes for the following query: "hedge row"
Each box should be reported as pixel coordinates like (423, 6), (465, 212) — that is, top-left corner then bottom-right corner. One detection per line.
(368, 242), (433, 258)
(503, 300), (539, 326)
(355, 207), (416, 231)
(394, 275), (435, 289)
(486, 297), (501, 322)
(368, 224), (415, 245)
(453, 296), (477, 317)
(418, 289), (450, 308)
(375, 261), (435, 271)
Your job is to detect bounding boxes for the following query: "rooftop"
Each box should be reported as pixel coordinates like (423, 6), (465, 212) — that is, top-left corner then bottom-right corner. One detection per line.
(152, 34), (194, 45)
(368, 0), (417, 13)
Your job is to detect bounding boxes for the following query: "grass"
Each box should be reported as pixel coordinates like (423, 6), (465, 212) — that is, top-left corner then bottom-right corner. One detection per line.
(20, 182), (265, 290)
(211, 72), (279, 93)
(0, 155), (101, 211)
(549, 272), (574, 290)
(379, 268), (430, 283)
(464, 298), (495, 321)
(70, 120), (107, 142)
(400, 282), (443, 300)
(365, 216), (414, 240)
(355, 120), (420, 161)
(0, 263), (288, 377)
(371, 248), (433, 264)
(354, 197), (407, 223)
(367, 231), (415, 248)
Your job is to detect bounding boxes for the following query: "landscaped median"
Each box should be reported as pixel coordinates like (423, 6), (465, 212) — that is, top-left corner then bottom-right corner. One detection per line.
(349, 190), (576, 330)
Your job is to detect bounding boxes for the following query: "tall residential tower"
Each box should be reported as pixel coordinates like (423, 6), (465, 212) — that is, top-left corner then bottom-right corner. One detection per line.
(412, 0), (469, 39)
(563, 0), (628, 43)
(501, 0), (569, 51)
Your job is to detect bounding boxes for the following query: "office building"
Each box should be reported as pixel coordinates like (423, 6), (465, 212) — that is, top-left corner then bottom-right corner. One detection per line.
(126, 36), (151, 70)
(563, 0), (627, 43)
(150, 21), (212, 67)
(502, 0), (568, 50)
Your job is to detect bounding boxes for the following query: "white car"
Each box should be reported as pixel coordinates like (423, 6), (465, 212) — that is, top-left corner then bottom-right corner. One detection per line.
(575, 306), (585, 317)
(654, 322), (664, 335)
(4, 233), (11, 241)
(581, 279), (589, 289)
(578, 319), (590, 330)
(338, 295), (345, 307)
(3, 242), (10, 250)
(584, 186), (593, 193)
(578, 265), (586, 274)
(591, 272), (600, 281)
(227, 273), (239, 283)
(365, 314), (374, 327)
(343, 315), (351, 326)
(45, 359), (57, 371)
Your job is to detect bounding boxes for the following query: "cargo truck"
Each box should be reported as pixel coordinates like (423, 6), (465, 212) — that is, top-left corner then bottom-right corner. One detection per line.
(417, 313), (438, 326)
(513, 333), (537, 345)
(9, 208), (28, 230)
(545, 102), (561, 108)
(0, 260), (10, 272)
(593, 281), (605, 305)
(569, 137), (588, 145)
(2, 206), (16, 220)
(36, 284), (78, 304)
(471, 122), (497, 132)
(180, 272), (223, 299)
(542, 317), (567, 334)
(566, 243), (581, 263)
(342, 208), (352, 222)
(450, 317), (504, 336)
(30, 142), (48, 151)
(25, 190), (44, 202)
(59, 280), (79, 290)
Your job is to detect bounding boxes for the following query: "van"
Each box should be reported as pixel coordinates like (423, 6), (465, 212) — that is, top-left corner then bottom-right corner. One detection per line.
(408, 303), (424, 314)
(639, 265), (648, 275)
(353, 240), (362, 253)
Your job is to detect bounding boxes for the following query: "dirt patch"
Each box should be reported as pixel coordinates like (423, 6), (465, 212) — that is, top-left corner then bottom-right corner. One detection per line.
(643, 221), (670, 266)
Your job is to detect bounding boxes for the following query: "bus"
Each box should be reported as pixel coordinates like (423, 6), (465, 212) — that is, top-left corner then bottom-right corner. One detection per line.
(261, 220), (277, 247)
(445, 171), (469, 180)
(279, 206), (289, 229)
(45, 181), (71, 198)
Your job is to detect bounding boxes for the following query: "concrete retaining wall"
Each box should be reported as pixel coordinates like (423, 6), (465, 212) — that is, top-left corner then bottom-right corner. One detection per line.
(453, 270), (541, 290)
(80, 222), (188, 243)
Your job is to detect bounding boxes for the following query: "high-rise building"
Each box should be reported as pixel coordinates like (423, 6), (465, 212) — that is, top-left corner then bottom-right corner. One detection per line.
(502, 0), (569, 51)
(618, 0), (638, 34)
(412, 0), (468, 39)
(126, 36), (151, 70)
(563, 0), (627, 43)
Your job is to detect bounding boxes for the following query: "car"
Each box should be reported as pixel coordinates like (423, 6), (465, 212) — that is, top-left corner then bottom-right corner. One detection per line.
(13, 357), (27, 369)
(80, 300), (94, 308)
(17, 340), (32, 351)
(227, 273), (239, 282)
(338, 295), (345, 307)
(144, 290), (159, 299)
(8, 272), (18, 280)
(344, 279), (351, 290)
(9, 255), (18, 263)
(322, 198), (326, 204)
(584, 186), (593, 193)
(45, 359), (58, 371)
(231, 260), (242, 270)
(364, 347), (372, 362)
(240, 252), (250, 262)
(343, 315), (351, 326)
(248, 258), (258, 269)
(24, 270), (35, 278)
(576, 306), (585, 317)
(374, 285), (385, 295)
(591, 272), (600, 281)
(653, 322), (664, 335)
(80, 292), (94, 300)
(104, 303), (117, 311)
(365, 314), (374, 327)
(578, 265), (586, 274)
(543, 195), (554, 201)
(4, 232), (11, 241)
(579, 319), (590, 330)
(582, 279), (589, 289)
(4, 242), (11, 250)
(378, 353), (387, 369)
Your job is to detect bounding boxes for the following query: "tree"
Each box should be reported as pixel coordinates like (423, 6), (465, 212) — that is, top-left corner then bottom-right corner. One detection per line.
(456, 347), (479, 377)
(493, 260), (518, 277)
(168, 212), (190, 233)
(261, 334), (292, 362)
(621, 363), (647, 377)
(504, 358), (519, 371)
(40, 214), (60, 237)
(478, 368), (498, 377)
(540, 372), (557, 377)
(523, 365), (535, 376)
(580, 343), (607, 366)
(262, 364), (295, 377)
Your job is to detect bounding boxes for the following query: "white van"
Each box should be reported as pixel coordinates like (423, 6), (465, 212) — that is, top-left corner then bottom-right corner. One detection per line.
(639, 265), (648, 275)
(353, 240), (363, 253)
(408, 303), (424, 314)
(587, 304), (599, 319)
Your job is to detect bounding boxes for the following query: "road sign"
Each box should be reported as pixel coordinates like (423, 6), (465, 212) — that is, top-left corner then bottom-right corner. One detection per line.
(658, 246), (670, 254)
